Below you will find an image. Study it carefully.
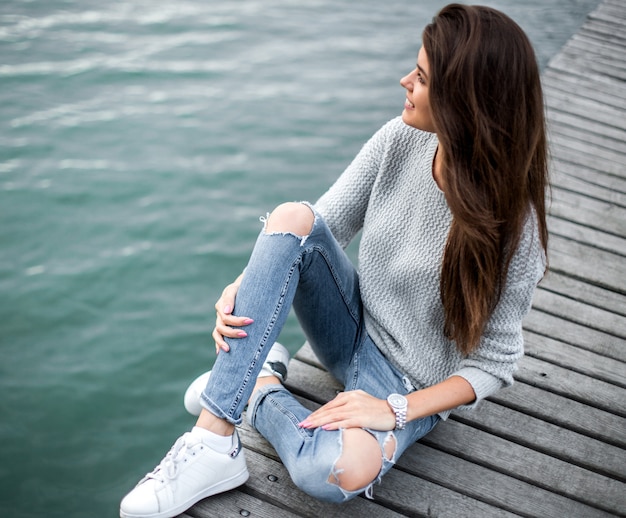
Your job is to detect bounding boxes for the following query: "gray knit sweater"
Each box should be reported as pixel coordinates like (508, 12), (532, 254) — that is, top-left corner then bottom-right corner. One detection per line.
(314, 117), (545, 417)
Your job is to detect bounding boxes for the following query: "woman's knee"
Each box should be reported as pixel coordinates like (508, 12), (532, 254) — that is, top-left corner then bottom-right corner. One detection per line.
(265, 202), (314, 236)
(331, 428), (382, 492)
(290, 429), (383, 503)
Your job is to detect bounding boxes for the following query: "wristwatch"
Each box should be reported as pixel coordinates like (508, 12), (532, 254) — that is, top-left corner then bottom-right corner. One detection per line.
(387, 393), (408, 430)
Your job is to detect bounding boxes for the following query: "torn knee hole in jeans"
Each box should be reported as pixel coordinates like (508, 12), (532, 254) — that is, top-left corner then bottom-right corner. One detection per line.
(259, 214), (310, 246)
(383, 431), (397, 462)
(327, 461), (375, 500)
(327, 429), (390, 494)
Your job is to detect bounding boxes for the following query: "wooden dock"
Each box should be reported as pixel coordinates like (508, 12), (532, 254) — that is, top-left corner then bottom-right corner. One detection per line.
(183, 0), (626, 516)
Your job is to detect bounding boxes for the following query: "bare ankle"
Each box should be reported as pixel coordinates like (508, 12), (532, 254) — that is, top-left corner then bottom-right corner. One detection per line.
(196, 409), (235, 436)
(248, 375), (281, 405)
(255, 375), (281, 389)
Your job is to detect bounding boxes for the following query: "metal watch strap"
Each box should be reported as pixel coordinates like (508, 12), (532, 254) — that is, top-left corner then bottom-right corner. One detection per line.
(387, 393), (407, 430)
(394, 407), (406, 430)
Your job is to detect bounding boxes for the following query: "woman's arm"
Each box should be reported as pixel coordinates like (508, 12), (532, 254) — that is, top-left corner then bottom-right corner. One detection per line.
(299, 375), (476, 432)
(406, 375), (475, 421)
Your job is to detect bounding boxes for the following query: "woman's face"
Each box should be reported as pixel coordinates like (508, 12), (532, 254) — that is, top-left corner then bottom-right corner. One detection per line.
(400, 46), (436, 133)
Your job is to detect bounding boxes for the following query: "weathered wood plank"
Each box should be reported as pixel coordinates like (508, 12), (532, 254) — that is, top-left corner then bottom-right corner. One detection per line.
(549, 53), (626, 99)
(550, 154), (626, 195)
(547, 235), (626, 293)
(523, 329), (626, 388)
(551, 159), (626, 197)
(549, 187), (626, 236)
(422, 419), (626, 512)
(547, 49), (626, 89)
(539, 270), (626, 316)
(286, 357), (344, 402)
(569, 32), (626, 67)
(548, 123), (626, 183)
(400, 444), (616, 517)
(531, 287), (626, 338)
(570, 33), (626, 62)
(552, 166), (626, 204)
(546, 216), (626, 257)
(188, 488), (301, 518)
(546, 115), (626, 157)
(543, 68), (626, 110)
(451, 400), (626, 482)
(522, 310), (625, 361)
(549, 135), (626, 179)
(560, 42), (626, 81)
(550, 147), (625, 185)
(490, 382), (626, 448)
(547, 93), (626, 133)
(581, 23), (626, 48)
(556, 53), (626, 82)
(515, 355), (626, 416)
(597, 0), (626, 18)
(588, 3), (626, 26)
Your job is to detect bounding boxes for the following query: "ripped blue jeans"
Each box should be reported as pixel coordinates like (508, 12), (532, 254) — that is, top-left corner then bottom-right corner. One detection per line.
(200, 204), (439, 503)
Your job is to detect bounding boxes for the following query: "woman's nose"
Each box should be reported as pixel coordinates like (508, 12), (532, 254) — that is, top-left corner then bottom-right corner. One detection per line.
(400, 69), (414, 89)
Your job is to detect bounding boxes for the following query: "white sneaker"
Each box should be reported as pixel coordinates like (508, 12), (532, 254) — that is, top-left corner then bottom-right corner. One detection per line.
(183, 342), (290, 416)
(120, 428), (249, 518)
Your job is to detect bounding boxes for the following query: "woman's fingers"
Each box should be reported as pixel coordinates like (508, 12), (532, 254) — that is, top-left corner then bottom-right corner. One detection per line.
(217, 283), (239, 314)
(212, 280), (253, 353)
(299, 392), (351, 426)
(212, 326), (230, 353)
(298, 390), (395, 431)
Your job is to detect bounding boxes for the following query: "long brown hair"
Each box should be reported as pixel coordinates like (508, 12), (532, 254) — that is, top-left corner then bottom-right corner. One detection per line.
(423, 4), (549, 355)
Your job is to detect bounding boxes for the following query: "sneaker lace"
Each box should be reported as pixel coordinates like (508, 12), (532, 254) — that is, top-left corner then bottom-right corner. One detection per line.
(143, 433), (200, 483)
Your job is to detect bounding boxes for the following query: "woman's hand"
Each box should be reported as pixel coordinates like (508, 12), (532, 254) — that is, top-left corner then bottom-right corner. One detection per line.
(298, 378), (476, 431)
(298, 390), (396, 432)
(212, 274), (254, 354)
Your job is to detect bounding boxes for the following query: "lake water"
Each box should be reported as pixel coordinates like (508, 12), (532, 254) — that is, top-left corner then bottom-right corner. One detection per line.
(0, 0), (600, 516)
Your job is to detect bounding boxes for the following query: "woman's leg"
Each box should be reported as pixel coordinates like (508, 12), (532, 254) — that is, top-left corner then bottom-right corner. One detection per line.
(248, 385), (381, 503)
(243, 204), (387, 501)
(245, 209), (440, 500)
(120, 203), (373, 517)
(201, 202), (437, 502)
(249, 337), (440, 503)
(199, 202), (362, 427)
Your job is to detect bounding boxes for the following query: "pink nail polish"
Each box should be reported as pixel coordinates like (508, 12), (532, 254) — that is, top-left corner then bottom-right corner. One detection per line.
(237, 331), (248, 338)
(223, 305), (231, 314)
(243, 318), (254, 325)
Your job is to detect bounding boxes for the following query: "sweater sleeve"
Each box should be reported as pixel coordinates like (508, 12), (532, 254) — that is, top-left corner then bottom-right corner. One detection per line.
(452, 213), (546, 409)
(314, 118), (399, 248)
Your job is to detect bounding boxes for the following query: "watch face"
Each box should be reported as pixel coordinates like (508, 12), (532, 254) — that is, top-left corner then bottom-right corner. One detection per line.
(388, 394), (406, 408)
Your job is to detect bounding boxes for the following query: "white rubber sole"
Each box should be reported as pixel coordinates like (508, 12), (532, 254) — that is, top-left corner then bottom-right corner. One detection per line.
(120, 468), (249, 518)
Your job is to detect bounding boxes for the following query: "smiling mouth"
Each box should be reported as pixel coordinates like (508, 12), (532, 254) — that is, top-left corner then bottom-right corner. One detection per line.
(404, 98), (415, 109)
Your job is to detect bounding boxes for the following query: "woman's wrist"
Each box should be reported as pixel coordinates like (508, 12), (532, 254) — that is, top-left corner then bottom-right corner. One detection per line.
(405, 376), (476, 422)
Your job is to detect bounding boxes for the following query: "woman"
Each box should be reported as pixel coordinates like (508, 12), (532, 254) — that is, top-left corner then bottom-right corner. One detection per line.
(120, 4), (548, 517)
